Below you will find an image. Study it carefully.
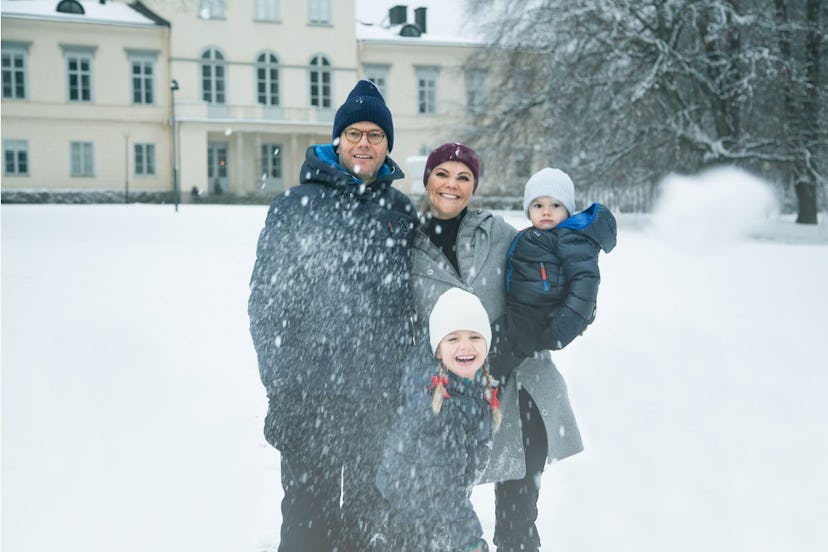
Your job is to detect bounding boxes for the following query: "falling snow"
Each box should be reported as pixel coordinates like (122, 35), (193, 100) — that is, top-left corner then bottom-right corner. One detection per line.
(2, 171), (827, 551)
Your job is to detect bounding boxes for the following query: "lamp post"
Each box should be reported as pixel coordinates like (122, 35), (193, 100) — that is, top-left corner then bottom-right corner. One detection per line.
(170, 79), (180, 212)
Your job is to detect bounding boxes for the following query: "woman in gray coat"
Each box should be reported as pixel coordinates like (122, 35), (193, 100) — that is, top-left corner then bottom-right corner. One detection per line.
(411, 143), (583, 552)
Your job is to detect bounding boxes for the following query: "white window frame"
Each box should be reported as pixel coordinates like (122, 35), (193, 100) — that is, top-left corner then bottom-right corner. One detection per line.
(3, 139), (29, 176)
(465, 69), (486, 115)
(201, 48), (227, 104)
(2, 42), (29, 100)
(364, 65), (390, 99)
(308, 0), (330, 24)
(134, 143), (156, 176)
(309, 55), (331, 108)
(63, 46), (96, 103)
(256, 51), (280, 106)
(255, 0), (280, 21)
(199, 0), (225, 19)
(128, 51), (157, 105)
(415, 66), (438, 115)
(261, 143), (283, 178)
(70, 141), (94, 177)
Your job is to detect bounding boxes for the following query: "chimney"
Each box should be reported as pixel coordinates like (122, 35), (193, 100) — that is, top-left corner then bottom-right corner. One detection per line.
(389, 5), (407, 26)
(414, 7), (427, 34)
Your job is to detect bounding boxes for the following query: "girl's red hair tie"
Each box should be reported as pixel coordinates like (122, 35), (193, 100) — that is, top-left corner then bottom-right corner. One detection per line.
(427, 375), (450, 399)
(487, 387), (500, 410)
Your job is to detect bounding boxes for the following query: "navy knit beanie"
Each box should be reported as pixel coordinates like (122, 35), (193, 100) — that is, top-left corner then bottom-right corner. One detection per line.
(423, 143), (481, 192)
(332, 80), (394, 152)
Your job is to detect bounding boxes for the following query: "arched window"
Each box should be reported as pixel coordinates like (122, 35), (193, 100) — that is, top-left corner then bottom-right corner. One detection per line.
(309, 55), (331, 108)
(201, 48), (226, 104)
(256, 52), (279, 106)
(56, 0), (84, 15)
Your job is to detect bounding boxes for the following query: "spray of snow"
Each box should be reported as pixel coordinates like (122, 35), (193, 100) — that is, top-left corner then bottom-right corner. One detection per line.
(651, 166), (777, 252)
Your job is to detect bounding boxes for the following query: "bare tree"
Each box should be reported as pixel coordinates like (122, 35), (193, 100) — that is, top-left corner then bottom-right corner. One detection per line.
(462, 0), (826, 219)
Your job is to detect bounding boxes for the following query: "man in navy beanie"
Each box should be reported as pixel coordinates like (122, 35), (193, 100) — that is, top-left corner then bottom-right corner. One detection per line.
(249, 80), (417, 551)
(332, 79), (395, 153)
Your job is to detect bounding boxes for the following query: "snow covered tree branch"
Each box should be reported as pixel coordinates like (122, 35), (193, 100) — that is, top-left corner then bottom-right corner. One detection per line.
(460, 0), (826, 220)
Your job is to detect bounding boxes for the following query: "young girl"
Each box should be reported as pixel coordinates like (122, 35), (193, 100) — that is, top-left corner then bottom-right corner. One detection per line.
(375, 287), (501, 552)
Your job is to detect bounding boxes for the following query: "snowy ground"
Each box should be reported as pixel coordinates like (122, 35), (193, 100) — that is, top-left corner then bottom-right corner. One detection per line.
(3, 173), (828, 551)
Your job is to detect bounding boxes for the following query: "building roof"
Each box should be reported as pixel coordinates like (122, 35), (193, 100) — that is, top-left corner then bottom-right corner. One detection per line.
(1, 0), (162, 27)
(355, 0), (483, 46)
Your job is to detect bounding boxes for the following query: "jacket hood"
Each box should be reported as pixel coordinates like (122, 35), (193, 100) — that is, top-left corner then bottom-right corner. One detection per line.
(557, 202), (617, 253)
(300, 144), (403, 196)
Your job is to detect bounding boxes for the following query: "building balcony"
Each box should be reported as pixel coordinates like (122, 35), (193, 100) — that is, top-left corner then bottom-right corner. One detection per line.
(174, 101), (335, 127)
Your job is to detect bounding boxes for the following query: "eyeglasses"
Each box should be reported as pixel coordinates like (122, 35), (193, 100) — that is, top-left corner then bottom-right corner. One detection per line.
(341, 128), (386, 145)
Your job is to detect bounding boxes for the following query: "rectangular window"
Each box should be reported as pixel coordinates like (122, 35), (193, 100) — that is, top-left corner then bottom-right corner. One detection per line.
(465, 69), (486, 115)
(260, 143), (282, 178)
(130, 57), (155, 104)
(70, 141), (94, 177)
(199, 0), (225, 19)
(415, 67), (438, 114)
(3, 139), (29, 176)
(134, 143), (156, 176)
(255, 0), (280, 21)
(308, 0), (330, 24)
(2, 47), (27, 99)
(364, 65), (389, 99)
(66, 52), (93, 102)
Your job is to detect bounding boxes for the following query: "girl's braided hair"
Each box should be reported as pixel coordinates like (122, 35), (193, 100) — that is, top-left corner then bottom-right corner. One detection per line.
(431, 361), (502, 431)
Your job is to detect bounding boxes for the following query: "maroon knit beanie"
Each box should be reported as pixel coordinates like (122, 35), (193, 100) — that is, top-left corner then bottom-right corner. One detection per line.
(423, 143), (481, 192)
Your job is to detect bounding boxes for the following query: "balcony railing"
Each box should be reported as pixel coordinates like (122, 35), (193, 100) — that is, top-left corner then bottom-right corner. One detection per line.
(176, 101), (334, 125)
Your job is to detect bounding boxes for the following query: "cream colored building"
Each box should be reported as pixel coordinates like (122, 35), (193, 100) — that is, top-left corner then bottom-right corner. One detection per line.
(1, 0), (172, 201)
(2, 0), (483, 202)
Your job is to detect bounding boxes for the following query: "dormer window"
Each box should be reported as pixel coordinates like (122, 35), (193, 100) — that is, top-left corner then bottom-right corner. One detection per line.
(56, 0), (84, 14)
(399, 24), (422, 37)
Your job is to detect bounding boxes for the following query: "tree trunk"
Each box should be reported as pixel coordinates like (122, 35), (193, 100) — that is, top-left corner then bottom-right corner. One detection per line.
(775, 0), (818, 223)
(796, 0), (822, 224)
(796, 180), (818, 224)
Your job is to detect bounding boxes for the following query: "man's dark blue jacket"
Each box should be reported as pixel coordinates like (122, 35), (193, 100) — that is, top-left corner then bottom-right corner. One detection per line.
(248, 144), (418, 451)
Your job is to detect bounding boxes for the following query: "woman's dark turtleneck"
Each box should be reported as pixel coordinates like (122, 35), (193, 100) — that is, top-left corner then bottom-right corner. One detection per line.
(421, 208), (468, 275)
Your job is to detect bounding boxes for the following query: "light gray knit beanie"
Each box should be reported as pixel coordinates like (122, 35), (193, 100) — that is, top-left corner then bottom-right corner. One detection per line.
(523, 168), (576, 217)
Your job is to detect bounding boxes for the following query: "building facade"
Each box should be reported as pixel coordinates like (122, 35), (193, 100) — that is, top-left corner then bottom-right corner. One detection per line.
(2, 0), (484, 202)
(1, 0), (172, 202)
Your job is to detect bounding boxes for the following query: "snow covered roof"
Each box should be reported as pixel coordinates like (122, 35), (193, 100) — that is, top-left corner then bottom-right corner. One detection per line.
(355, 0), (483, 46)
(0, 0), (162, 28)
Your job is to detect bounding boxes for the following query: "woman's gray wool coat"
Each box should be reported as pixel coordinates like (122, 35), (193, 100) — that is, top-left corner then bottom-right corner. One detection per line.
(410, 208), (583, 483)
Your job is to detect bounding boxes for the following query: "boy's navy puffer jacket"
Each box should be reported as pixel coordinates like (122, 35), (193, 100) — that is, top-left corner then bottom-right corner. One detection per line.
(506, 202), (616, 355)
